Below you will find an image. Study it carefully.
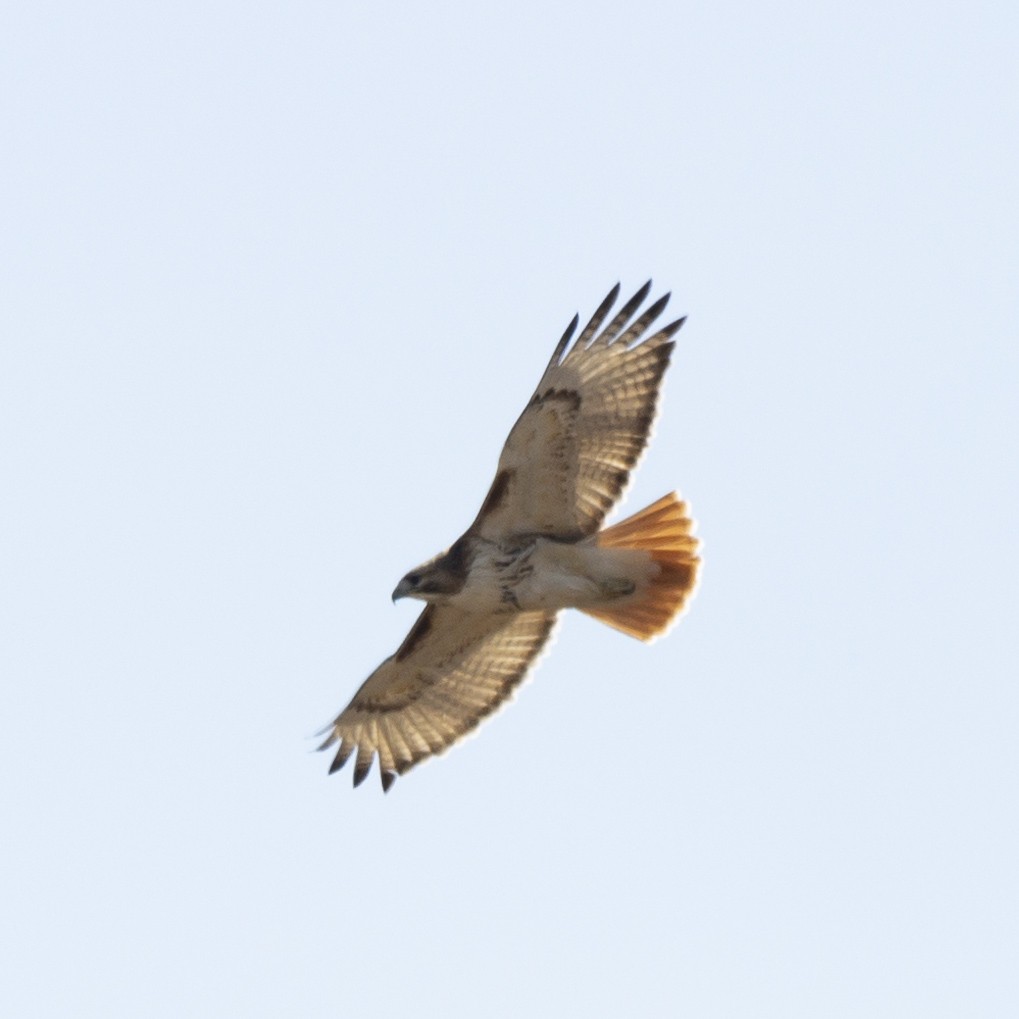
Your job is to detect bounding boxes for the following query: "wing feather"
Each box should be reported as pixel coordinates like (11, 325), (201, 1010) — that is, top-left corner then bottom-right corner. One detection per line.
(319, 605), (558, 790)
(473, 282), (684, 540)
(581, 279), (652, 350)
(573, 282), (621, 348)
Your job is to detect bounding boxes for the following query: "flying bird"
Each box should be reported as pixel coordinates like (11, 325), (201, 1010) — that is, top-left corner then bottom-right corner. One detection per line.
(319, 281), (700, 791)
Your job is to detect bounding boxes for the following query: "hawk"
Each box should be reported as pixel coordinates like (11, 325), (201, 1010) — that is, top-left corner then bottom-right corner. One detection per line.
(319, 281), (700, 791)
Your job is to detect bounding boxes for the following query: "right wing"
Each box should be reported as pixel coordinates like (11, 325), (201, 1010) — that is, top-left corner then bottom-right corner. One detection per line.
(319, 605), (558, 791)
(470, 281), (685, 542)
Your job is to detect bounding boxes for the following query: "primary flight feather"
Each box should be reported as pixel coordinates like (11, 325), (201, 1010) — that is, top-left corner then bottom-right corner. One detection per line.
(319, 281), (700, 791)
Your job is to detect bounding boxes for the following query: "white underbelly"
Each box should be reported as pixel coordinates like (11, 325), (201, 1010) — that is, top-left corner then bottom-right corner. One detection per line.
(446, 538), (654, 614)
(512, 540), (653, 611)
(513, 557), (598, 609)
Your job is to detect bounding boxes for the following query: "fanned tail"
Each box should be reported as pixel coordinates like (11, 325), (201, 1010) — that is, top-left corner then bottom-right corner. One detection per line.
(582, 492), (700, 641)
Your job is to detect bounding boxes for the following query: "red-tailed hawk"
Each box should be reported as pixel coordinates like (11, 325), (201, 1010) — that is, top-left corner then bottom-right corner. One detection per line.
(319, 281), (700, 791)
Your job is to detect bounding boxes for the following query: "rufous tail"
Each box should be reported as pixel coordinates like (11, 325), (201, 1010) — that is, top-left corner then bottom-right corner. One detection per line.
(582, 492), (701, 642)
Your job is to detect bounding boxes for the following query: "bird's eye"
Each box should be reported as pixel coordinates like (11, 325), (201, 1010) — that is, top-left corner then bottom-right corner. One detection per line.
(407, 573), (421, 586)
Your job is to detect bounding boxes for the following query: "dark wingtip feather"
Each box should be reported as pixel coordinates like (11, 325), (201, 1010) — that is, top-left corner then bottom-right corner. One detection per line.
(352, 748), (373, 787)
(628, 279), (654, 312)
(547, 312), (579, 368)
(575, 283), (622, 347)
(596, 280), (655, 347)
(562, 312), (579, 343)
(620, 292), (671, 345)
(381, 770), (397, 793)
(328, 740), (354, 774)
(658, 315), (687, 340)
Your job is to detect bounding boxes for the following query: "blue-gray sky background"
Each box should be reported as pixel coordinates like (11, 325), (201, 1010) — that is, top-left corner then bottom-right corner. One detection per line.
(3, 2), (1017, 1015)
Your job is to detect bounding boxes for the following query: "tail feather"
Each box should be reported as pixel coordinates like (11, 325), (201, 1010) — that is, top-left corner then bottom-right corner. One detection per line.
(582, 492), (700, 641)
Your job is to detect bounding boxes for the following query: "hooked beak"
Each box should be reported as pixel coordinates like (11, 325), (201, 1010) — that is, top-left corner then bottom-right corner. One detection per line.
(392, 577), (414, 602)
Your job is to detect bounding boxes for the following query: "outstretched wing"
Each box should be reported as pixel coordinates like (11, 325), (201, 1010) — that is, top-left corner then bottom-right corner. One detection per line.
(319, 606), (557, 791)
(471, 281), (685, 542)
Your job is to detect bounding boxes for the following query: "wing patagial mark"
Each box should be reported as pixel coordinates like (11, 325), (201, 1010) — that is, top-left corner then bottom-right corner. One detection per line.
(442, 537), (470, 579)
(395, 607), (434, 663)
(478, 469), (514, 521)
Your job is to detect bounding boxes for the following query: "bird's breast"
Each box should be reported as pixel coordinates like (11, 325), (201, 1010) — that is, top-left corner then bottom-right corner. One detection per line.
(448, 539), (536, 613)
(450, 537), (624, 613)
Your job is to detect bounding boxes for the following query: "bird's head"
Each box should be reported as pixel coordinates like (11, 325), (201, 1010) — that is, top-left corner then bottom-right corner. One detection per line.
(392, 541), (469, 604)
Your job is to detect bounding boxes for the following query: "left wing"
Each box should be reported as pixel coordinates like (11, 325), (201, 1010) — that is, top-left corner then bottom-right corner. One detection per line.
(319, 605), (557, 791)
(470, 281), (685, 542)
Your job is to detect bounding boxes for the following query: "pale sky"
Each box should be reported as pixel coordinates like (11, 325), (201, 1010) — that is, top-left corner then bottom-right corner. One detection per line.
(3, 2), (1017, 1016)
